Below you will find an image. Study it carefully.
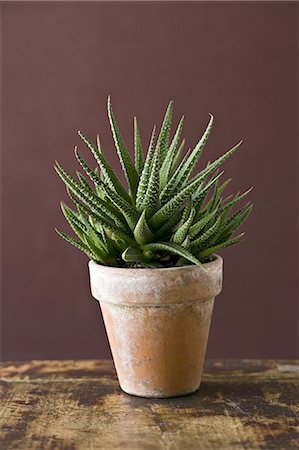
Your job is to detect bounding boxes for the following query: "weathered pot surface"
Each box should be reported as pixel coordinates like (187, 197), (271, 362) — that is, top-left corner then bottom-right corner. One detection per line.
(89, 255), (223, 398)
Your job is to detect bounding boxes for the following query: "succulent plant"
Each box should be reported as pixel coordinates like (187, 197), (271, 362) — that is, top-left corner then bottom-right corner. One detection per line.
(55, 98), (252, 268)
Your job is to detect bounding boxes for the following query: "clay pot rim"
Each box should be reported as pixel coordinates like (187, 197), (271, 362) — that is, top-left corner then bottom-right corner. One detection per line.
(89, 254), (222, 274)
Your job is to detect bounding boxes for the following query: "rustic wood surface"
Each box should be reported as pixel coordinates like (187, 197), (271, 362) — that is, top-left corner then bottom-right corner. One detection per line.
(0, 360), (298, 450)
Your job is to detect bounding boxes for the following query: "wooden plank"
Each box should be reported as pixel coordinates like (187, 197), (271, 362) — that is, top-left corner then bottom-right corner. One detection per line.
(0, 360), (298, 449)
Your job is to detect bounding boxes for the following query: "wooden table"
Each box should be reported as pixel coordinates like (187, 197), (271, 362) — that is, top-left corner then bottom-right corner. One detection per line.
(0, 360), (298, 449)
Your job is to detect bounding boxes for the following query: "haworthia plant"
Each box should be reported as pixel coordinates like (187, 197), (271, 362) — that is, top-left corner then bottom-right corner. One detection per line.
(55, 98), (252, 268)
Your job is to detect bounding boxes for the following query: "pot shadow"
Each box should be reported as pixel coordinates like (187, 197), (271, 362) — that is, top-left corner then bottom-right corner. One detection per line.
(118, 378), (298, 424)
(119, 379), (261, 403)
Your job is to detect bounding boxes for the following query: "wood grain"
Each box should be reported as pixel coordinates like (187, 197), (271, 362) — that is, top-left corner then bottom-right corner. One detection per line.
(0, 360), (298, 449)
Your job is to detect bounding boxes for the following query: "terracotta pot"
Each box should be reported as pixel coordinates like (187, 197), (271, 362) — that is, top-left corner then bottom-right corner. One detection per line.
(89, 255), (223, 398)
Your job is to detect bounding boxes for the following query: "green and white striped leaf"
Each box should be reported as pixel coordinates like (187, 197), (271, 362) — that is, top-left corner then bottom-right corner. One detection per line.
(133, 210), (154, 245)
(194, 139), (242, 183)
(181, 235), (191, 249)
(189, 207), (217, 239)
(55, 161), (128, 231)
(150, 171), (223, 230)
(172, 208), (195, 244)
(134, 117), (144, 175)
(78, 131), (131, 203)
(152, 209), (182, 241)
(220, 187), (253, 218)
(142, 242), (203, 267)
(160, 116), (184, 190)
(160, 148), (192, 204)
(155, 101), (173, 162)
(139, 140), (161, 215)
(93, 167), (106, 200)
(170, 139), (186, 177)
(75, 206), (110, 254)
(213, 204), (252, 243)
(74, 149), (140, 230)
(197, 233), (245, 260)
(136, 125), (156, 209)
(107, 96), (139, 199)
(169, 114), (214, 193)
(55, 229), (102, 263)
(122, 246), (148, 263)
(65, 186), (137, 248)
(191, 216), (221, 251)
(76, 171), (94, 194)
(60, 202), (87, 242)
(168, 139), (242, 210)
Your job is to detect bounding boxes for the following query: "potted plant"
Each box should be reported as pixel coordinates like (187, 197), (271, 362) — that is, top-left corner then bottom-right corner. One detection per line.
(55, 98), (252, 398)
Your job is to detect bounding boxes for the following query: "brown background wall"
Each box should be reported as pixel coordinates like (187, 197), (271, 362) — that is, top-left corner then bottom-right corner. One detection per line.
(1, 1), (298, 360)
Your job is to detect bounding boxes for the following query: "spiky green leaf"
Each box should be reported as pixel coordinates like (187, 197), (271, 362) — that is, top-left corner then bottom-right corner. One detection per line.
(136, 125), (156, 209)
(152, 209), (182, 241)
(55, 229), (101, 262)
(65, 186), (137, 248)
(189, 208), (218, 239)
(169, 114), (214, 193)
(122, 246), (148, 263)
(134, 117), (144, 175)
(139, 140), (160, 215)
(197, 233), (245, 260)
(76, 170), (94, 194)
(55, 161), (128, 231)
(107, 96), (139, 198)
(74, 149), (139, 230)
(160, 148), (192, 204)
(170, 139), (186, 177)
(213, 204), (252, 243)
(160, 116), (184, 190)
(191, 216), (221, 251)
(150, 171), (223, 230)
(78, 131), (131, 203)
(156, 101), (173, 161)
(143, 242), (203, 267)
(60, 202), (87, 241)
(133, 210), (154, 245)
(173, 208), (195, 244)
(220, 187), (253, 218)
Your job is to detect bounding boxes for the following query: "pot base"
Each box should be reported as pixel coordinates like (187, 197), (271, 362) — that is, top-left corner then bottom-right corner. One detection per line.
(120, 385), (200, 399)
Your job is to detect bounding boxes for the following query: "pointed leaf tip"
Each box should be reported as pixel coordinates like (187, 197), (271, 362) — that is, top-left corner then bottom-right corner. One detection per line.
(133, 210), (153, 245)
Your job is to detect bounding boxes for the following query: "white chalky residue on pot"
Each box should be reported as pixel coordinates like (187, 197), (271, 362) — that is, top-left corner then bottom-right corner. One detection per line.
(89, 258), (222, 307)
